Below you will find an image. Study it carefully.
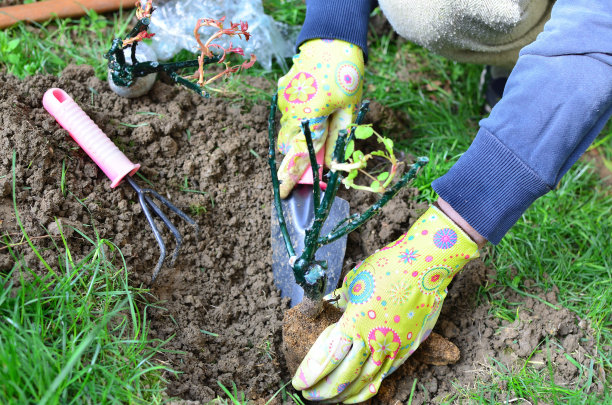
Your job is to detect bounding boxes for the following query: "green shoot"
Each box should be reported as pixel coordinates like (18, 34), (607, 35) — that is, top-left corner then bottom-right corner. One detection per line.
(331, 124), (399, 193)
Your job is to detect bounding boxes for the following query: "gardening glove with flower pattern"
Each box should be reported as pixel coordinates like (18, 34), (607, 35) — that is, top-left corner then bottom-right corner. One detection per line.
(292, 206), (479, 403)
(276, 39), (365, 198)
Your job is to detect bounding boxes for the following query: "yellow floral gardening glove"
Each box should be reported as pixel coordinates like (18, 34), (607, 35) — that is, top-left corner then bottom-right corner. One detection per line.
(292, 206), (479, 403)
(276, 39), (365, 198)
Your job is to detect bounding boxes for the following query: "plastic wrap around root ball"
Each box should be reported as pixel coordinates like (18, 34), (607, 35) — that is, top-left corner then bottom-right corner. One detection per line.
(144, 0), (298, 71)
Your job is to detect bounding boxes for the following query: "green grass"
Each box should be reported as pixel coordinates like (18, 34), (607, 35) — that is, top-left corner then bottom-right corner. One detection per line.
(263, 0), (306, 27)
(1, 156), (169, 404)
(1, 1), (610, 403)
(494, 160), (612, 341)
(454, 357), (606, 404)
(451, 336), (611, 404)
(0, 7), (135, 79)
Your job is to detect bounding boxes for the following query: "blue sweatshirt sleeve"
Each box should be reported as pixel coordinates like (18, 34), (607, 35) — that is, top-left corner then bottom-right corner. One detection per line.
(432, 0), (612, 245)
(296, 0), (377, 60)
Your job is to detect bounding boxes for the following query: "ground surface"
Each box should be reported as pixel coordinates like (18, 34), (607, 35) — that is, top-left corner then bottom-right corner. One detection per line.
(0, 66), (603, 403)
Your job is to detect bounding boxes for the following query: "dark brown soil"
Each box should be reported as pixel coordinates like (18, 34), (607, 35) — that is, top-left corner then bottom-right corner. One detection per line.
(0, 66), (603, 403)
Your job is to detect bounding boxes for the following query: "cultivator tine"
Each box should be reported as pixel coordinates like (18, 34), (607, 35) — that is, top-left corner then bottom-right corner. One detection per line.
(135, 189), (168, 282)
(141, 187), (200, 234)
(126, 177), (199, 282)
(143, 194), (182, 266)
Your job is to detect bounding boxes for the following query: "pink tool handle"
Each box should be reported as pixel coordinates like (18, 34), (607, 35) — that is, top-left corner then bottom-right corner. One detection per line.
(43, 88), (140, 188)
(298, 145), (327, 190)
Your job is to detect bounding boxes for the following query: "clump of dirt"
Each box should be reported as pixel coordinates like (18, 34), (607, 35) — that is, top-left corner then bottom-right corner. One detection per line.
(282, 301), (344, 374)
(282, 300), (460, 375)
(0, 66), (602, 404)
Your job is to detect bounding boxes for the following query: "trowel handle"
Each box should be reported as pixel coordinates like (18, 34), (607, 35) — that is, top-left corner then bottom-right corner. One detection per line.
(298, 145), (327, 190)
(43, 88), (140, 188)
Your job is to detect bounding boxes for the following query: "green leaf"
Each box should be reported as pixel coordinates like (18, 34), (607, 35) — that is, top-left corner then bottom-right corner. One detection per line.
(344, 140), (355, 161)
(383, 138), (394, 154)
(346, 170), (358, 181)
(355, 126), (374, 140)
(352, 150), (365, 163)
(7, 54), (20, 64)
(370, 180), (381, 192)
(7, 39), (20, 52)
(377, 172), (389, 181)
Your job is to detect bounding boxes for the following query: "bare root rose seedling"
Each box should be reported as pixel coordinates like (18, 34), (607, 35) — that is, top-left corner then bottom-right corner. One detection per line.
(105, 0), (256, 98)
(268, 97), (429, 309)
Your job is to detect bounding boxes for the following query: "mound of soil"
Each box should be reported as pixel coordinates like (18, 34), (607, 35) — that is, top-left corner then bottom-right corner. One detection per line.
(0, 66), (602, 403)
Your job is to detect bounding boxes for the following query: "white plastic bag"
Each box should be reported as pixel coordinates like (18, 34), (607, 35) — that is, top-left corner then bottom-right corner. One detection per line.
(145, 0), (297, 71)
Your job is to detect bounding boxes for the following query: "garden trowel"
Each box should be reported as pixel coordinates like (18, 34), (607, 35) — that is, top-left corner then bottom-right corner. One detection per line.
(271, 148), (350, 307)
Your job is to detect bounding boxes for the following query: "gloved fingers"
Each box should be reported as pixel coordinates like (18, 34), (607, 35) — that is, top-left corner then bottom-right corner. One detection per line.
(341, 337), (424, 404)
(276, 150), (307, 200)
(276, 116), (329, 199)
(420, 297), (443, 337)
(340, 357), (395, 404)
(331, 318), (404, 402)
(301, 339), (369, 401)
(292, 323), (352, 390)
(324, 106), (357, 168)
(277, 111), (330, 152)
(324, 352), (391, 403)
(383, 343), (418, 385)
(275, 121), (304, 195)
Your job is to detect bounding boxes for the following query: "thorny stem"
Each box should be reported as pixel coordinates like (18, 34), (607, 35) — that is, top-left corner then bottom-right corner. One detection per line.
(294, 130), (348, 273)
(168, 71), (208, 97)
(122, 18), (154, 48)
(106, 40), (220, 93)
(268, 95), (295, 258)
(347, 100), (371, 144)
(319, 157), (428, 246)
(122, 0), (153, 48)
(301, 120), (321, 213)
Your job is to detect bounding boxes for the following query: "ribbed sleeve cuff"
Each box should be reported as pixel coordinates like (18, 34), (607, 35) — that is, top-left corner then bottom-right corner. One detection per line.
(431, 128), (552, 245)
(297, 0), (375, 61)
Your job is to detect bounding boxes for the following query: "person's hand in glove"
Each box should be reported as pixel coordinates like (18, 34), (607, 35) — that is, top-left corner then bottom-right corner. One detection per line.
(276, 39), (365, 198)
(292, 205), (480, 403)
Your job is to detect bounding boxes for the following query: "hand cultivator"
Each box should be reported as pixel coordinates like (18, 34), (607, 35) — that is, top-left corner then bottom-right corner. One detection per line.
(43, 88), (197, 282)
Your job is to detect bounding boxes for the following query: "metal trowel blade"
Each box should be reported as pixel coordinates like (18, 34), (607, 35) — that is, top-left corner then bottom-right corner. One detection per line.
(271, 184), (350, 307)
